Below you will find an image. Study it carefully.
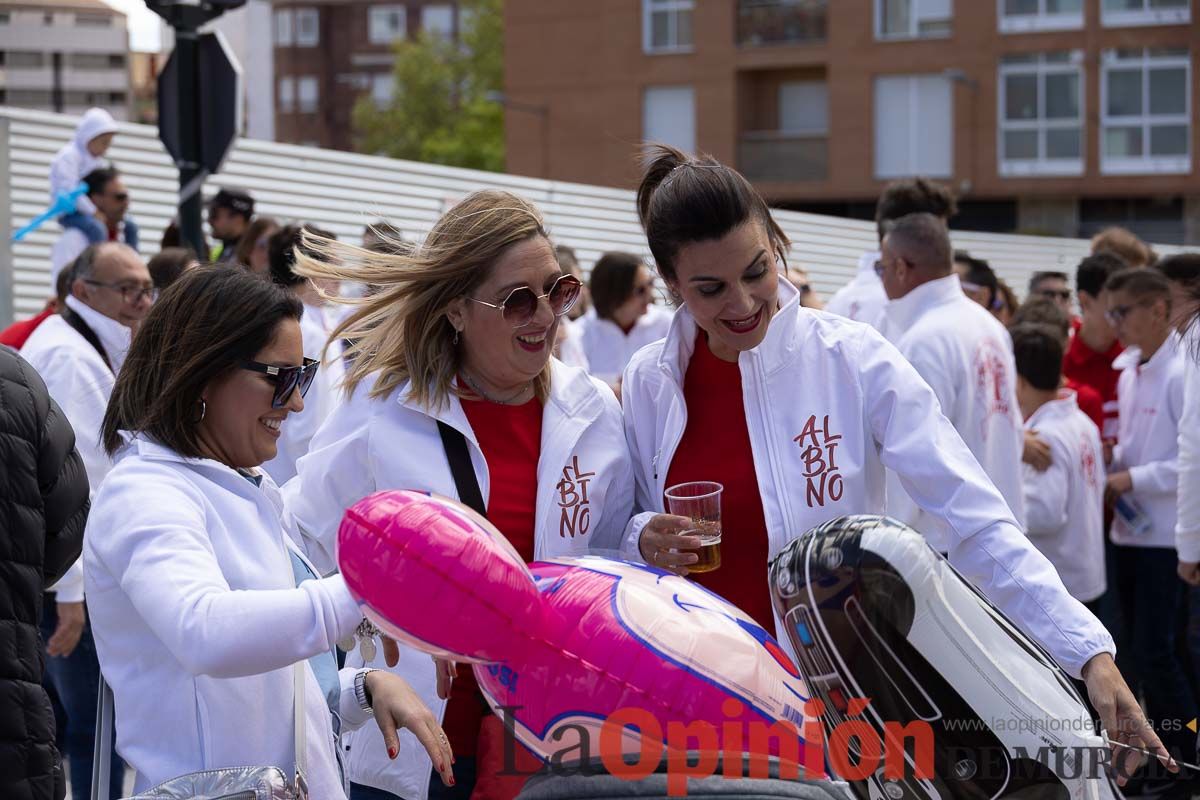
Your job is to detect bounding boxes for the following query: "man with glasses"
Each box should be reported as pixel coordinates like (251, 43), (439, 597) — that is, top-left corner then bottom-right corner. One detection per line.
(19, 241), (151, 800)
(1029, 271), (1075, 319)
(50, 167), (138, 290)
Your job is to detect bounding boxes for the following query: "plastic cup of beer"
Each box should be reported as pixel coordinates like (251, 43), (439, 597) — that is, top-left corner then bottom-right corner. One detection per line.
(664, 481), (724, 574)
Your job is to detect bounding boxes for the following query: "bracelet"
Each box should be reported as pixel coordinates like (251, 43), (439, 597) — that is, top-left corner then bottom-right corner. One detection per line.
(355, 668), (379, 714)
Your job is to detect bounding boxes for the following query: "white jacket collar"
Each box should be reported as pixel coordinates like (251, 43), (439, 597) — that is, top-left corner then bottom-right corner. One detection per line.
(882, 273), (963, 335)
(65, 294), (132, 372)
(1025, 389), (1080, 429)
(656, 278), (804, 382)
(1112, 330), (1181, 373)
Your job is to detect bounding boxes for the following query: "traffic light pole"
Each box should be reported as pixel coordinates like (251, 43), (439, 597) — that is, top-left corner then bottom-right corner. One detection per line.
(146, 0), (232, 259)
(174, 20), (205, 258)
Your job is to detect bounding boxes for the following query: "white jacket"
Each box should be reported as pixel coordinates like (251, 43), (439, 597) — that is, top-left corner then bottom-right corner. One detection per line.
(578, 304), (673, 384)
(83, 438), (368, 799)
(879, 274), (1026, 550)
(1111, 332), (1185, 549)
(1022, 391), (1106, 603)
(20, 296), (131, 601)
(620, 279), (1113, 679)
(283, 358), (635, 798)
(1176, 328), (1200, 562)
(263, 301), (346, 485)
(823, 251), (886, 326)
(49, 107), (117, 216)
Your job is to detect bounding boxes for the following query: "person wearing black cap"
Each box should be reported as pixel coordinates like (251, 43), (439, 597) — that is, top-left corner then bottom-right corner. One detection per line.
(207, 187), (255, 263)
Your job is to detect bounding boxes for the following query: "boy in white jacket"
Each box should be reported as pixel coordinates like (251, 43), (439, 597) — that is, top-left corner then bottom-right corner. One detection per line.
(1103, 267), (1195, 788)
(1011, 323), (1106, 608)
(49, 107), (119, 244)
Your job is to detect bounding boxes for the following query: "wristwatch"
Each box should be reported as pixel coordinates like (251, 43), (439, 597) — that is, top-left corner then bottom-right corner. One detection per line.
(355, 668), (380, 714)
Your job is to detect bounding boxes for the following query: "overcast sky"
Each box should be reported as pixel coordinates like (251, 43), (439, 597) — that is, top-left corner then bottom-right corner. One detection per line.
(102, 0), (163, 52)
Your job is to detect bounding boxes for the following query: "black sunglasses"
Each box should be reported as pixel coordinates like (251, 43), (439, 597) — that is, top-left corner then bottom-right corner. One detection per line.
(242, 357), (319, 408)
(1038, 289), (1072, 302)
(468, 273), (582, 328)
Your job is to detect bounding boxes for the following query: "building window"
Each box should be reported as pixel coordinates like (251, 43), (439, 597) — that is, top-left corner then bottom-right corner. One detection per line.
(74, 13), (110, 27)
(779, 81), (829, 134)
(643, 0), (694, 53)
(0, 12), (10, 24)
(369, 5), (407, 44)
(1101, 48), (1191, 174)
(372, 73), (394, 107)
(278, 76), (295, 112)
(738, 0), (827, 47)
(421, 4), (454, 39)
(876, 0), (952, 40)
(295, 9), (319, 46)
(298, 76), (319, 113)
(643, 85), (696, 154)
(274, 10), (294, 46)
(70, 52), (124, 69)
(998, 0), (1083, 33)
(998, 52), (1084, 176)
(874, 74), (953, 178)
(8, 51), (46, 68)
(8, 89), (52, 106)
(1101, 0), (1190, 27)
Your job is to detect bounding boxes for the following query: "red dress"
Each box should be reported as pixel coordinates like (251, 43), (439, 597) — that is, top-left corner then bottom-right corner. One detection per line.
(664, 332), (775, 631)
(451, 396), (543, 795)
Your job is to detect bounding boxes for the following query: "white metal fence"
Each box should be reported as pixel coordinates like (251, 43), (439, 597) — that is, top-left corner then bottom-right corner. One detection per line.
(0, 106), (1178, 325)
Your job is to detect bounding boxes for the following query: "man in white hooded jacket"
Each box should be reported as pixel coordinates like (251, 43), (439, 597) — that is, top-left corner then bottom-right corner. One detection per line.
(876, 214), (1026, 550)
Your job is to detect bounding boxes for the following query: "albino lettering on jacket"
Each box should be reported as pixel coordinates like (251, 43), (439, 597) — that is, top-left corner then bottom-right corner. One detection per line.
(557, 455), (595, 538)
(794, 414), (843, 508)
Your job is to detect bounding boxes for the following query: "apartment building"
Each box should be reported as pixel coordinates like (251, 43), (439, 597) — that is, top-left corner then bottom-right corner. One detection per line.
(272, 0), (461, 150)
(0, 0), (131, 120)
(504, 0), (1200, 242)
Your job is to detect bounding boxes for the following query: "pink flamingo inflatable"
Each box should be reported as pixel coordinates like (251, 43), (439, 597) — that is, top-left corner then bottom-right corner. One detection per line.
(336, 490), (821, 768)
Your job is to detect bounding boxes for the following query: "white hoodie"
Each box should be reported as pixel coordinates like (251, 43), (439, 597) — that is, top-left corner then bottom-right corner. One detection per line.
(879, 274), (1026, 550)
(577, 304), (673, 384)
(1111, 331), (1185, 549)
(49, 107), (118, 216)
(282, 359), (634, 798)
(20, 296), (132, 601)
(1022, 391), (1106, 603)
(620, 280), (1113, 679)
(83, 438), (368, 799)
(823, 251), (886, 325)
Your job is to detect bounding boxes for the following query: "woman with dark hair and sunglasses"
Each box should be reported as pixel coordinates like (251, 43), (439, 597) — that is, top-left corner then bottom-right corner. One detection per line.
(578, 250), (672, 388)
(83, 266), (453, 799)
(619, 144), (1170, 786)
(284, 190), (635, 800)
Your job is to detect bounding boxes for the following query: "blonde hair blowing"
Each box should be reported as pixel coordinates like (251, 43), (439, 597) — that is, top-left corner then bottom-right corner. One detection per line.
(293, 190), (552, 411)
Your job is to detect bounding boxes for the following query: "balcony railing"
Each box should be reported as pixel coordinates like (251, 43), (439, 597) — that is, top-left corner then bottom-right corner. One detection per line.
(738, 0), (827, 47)
(738, 131), (828, 182)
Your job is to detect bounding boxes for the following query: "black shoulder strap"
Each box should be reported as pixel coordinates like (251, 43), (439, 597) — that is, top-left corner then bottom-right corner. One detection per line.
(60, 307), (112, 371)
(436, 420), (487, 518)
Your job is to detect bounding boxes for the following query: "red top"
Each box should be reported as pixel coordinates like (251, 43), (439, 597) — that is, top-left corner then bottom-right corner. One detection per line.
(444, 395), (543, 757)
(665, 332), (774, 632)
(1066, 378), (1105, 433)
(0, 306), (54, 349)
(1063, 318), (1124, 440)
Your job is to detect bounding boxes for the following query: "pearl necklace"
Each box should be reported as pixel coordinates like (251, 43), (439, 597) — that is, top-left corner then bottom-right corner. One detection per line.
(460, 371), (533, 405)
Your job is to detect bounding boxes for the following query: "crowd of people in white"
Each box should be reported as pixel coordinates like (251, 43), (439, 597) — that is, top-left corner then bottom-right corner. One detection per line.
(3, 111), (1200, 800)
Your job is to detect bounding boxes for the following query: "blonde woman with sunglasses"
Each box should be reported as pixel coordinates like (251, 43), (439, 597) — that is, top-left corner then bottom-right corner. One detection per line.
(284, 191), (635, 800)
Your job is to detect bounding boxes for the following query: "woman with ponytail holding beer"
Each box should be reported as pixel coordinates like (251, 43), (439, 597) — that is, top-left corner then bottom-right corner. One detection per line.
(623, 144), (1167, 784)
